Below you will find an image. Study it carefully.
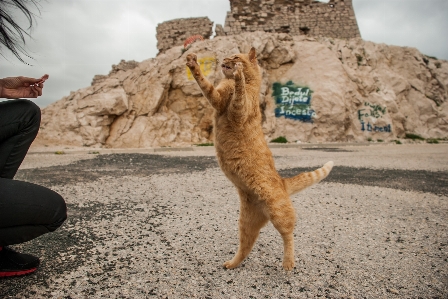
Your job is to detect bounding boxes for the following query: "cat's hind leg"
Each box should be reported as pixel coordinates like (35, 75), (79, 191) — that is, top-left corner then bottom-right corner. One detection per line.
(265, 192), (297, 270)
(223, 189), (268, 269)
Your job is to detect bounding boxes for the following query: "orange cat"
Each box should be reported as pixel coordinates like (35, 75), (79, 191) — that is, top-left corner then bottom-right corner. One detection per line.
(186, 48), (333, 270)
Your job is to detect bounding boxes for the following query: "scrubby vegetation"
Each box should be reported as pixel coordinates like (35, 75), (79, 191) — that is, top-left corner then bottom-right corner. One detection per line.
(426, 139), (439, 144)
(405, 133), (425, 141)
(270, 136), (288, 143)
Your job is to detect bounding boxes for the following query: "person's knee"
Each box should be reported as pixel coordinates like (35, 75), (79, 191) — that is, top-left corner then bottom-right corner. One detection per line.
(15, 99), (41, 130)
(47, 191), (67, 232)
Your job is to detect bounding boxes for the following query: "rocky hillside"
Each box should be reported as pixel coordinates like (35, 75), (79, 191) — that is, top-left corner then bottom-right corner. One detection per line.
(38, 32), (448, 148)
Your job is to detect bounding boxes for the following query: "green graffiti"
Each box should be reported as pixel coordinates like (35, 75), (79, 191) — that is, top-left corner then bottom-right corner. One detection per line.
(272, 81), (315, 122)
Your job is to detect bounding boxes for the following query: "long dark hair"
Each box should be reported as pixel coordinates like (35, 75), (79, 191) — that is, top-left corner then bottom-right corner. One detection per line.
(0, 0), (40, 63)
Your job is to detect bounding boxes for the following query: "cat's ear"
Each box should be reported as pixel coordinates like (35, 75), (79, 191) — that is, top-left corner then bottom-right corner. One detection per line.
(249, 47), (257, 63)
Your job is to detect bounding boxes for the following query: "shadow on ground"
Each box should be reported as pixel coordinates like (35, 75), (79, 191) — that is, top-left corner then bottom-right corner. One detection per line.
(16, 153), (448, 195)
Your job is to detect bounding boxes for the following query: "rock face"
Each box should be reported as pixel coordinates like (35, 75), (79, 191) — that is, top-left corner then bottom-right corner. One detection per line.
(38, 32), (448, 148)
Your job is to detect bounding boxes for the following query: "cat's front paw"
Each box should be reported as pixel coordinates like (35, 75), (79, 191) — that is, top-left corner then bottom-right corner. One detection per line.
(186, 53), (199, 69)
(233, 62), (243, 79)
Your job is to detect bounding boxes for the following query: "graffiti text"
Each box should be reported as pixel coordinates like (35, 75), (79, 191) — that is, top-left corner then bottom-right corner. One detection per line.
(273, 81), (315, 122)
(358, 102), (387, 121)
(360, 122), (391, 132)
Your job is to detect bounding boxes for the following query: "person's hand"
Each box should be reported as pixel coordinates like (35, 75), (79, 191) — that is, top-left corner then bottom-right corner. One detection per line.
(0, 74), (49, 99)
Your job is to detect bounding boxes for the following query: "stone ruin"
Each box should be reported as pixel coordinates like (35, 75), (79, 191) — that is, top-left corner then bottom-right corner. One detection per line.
(219, 0), (360, 38)
(156, 17), (214, 53)
(156, 0), (360, 53)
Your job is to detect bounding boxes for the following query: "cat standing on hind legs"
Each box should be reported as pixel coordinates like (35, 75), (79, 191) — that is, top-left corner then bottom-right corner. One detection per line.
(186, 47), (334, 270)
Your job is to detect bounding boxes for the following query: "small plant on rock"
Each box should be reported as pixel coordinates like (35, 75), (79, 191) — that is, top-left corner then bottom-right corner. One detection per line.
(271, 136), (288, 143)
(405, 133), (425, 141)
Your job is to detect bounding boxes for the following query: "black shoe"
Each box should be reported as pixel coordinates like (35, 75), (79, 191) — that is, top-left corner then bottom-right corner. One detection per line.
(0, 246), (40, 277)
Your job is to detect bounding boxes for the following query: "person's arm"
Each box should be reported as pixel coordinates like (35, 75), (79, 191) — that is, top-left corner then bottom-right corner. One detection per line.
(0, 74), (49, 99)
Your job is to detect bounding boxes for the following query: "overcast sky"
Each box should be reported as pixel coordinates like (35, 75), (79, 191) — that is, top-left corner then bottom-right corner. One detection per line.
(1, 0), (447, 108)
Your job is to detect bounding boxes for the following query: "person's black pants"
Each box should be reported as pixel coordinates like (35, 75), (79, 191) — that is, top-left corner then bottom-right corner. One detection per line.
(0, 99), (67, 246)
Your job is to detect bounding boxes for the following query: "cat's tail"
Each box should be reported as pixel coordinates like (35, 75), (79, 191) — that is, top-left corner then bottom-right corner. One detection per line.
(283, 161), (334, 196)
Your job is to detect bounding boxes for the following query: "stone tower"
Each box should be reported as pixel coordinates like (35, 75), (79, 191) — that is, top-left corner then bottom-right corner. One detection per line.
(217, 0), (360, 38)
(156, 17), (214, 54)
(155, 0), (361, 54)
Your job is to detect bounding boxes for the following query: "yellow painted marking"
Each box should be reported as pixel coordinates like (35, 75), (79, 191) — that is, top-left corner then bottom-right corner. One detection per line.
(186, 57), (217, 80)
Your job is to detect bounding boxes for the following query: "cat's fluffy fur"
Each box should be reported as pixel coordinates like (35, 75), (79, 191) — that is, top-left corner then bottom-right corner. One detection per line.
(186, 48), (333, 270)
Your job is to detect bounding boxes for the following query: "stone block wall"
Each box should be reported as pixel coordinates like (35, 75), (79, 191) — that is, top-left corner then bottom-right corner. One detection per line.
(155, 1), (360, 53)
(217, 0), (360, 39)
(156, 17), (213, 53)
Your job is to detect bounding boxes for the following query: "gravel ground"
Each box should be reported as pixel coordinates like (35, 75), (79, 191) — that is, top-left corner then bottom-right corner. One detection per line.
(0, 143), (447, 298)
